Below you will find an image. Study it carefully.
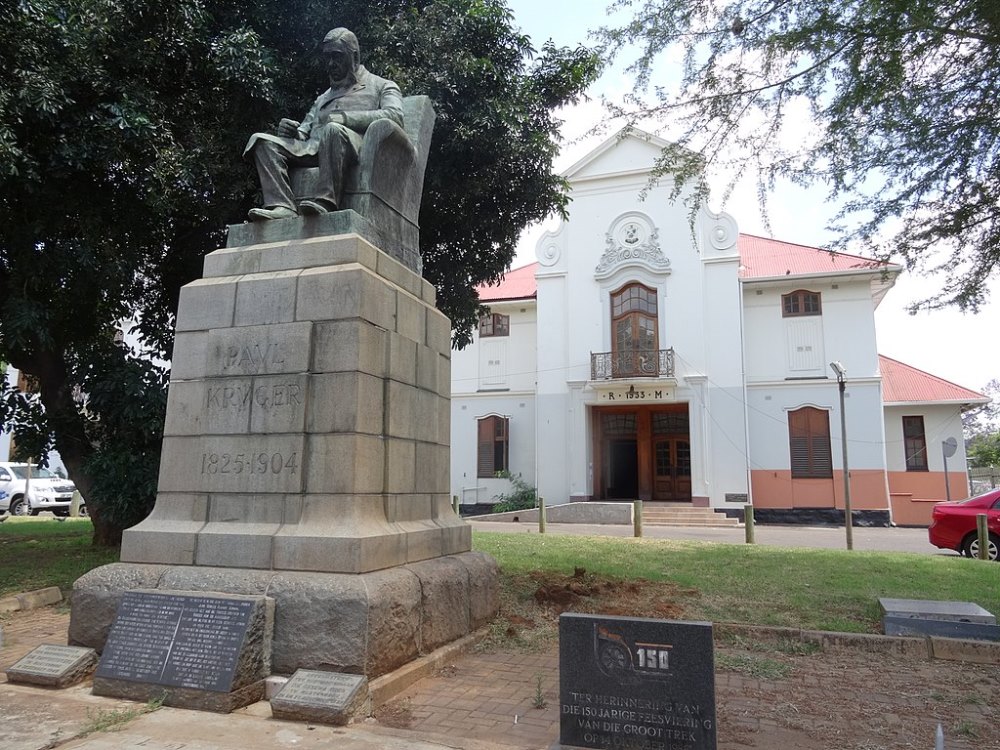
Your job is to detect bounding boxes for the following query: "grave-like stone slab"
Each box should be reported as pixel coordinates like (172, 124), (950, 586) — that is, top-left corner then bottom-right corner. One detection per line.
(270, 669), (367, 725)
(883, 615), (1000, 642)
(879, 598), (996, 625)
(560, 613), (717, 750)
(5, 644), (97, 688)
(92, 590), (273, 712)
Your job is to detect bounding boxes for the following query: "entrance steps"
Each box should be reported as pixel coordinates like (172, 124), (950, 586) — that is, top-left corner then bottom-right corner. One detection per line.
(640, 504), (740, 528)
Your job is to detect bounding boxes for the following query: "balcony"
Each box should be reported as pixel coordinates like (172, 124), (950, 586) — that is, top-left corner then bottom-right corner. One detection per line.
(590, 348), (675, 380)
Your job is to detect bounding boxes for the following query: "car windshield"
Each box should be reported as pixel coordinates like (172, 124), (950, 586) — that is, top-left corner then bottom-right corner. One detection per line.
(8, 465), (59, 479)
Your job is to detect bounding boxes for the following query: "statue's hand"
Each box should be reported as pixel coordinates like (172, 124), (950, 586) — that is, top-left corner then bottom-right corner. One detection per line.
(277, 118), (302, 138)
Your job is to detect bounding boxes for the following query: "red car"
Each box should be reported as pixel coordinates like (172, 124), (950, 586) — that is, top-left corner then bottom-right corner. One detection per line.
(928, 488), (1000, 561)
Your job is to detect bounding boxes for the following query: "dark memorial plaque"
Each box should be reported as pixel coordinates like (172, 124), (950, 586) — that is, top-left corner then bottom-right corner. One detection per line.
(560, 613), (716, 750)
(93, 590), (272, 712)
(271, 669), (368, 725)
(96, 591), (253, 691)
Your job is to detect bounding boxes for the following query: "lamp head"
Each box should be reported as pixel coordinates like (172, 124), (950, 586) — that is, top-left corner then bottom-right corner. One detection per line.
(829, 361), (846, 380)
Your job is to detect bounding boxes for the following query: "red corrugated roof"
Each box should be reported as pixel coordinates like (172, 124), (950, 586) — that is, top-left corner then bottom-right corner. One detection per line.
(880, 355), (988, 405)
(478, 235), (896, 299)
(477, 262), (539, 301)
(738, 233), (896, 279)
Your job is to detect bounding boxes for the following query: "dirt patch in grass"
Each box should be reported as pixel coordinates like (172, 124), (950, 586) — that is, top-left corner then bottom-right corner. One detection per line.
(480, 569), (699, 652)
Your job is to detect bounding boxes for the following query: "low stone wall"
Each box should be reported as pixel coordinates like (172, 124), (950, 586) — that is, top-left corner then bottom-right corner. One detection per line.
(471, 502), (632, 525)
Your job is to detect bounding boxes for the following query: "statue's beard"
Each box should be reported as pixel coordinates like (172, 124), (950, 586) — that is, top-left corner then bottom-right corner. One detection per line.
(329, 63), (356, 88)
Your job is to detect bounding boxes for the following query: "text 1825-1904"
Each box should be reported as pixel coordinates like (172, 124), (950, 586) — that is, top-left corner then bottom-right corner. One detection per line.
(200, 452), (298, 475)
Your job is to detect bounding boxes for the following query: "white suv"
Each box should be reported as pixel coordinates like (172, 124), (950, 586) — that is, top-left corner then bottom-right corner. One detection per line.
(0, 463), (80, 516)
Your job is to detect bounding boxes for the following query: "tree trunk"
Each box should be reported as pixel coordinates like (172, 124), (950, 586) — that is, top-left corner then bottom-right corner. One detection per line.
(12, 348), (122, 548)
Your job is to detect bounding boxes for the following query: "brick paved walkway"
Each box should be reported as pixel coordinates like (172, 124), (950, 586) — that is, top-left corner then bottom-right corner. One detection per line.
(377, 651), (560, 748)
(380, 643), (1000, 750)
(3, 607), (998, 750)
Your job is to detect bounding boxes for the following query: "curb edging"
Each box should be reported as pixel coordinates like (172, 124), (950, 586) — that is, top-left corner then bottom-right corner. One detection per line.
(0, 586), (63, 614)
(715, 622), (1000, 665)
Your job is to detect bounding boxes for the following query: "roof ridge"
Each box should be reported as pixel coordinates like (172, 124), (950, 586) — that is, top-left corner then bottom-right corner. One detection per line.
(879, 354), (986, 398)
(738, 233), (890, 267)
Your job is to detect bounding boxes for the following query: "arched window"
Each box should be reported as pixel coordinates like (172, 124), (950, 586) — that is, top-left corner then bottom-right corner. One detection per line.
(477, 415), (509, 478)
(611, 283), (658, 376)
(782, 290), (822, 317)
(788, 407), (832, 478)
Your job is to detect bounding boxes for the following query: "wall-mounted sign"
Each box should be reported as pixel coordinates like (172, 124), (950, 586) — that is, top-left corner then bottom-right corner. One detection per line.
(596, 385), (675, 403)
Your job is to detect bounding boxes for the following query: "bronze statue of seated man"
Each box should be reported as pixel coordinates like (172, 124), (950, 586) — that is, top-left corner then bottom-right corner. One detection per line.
(244, 27), (404, 221)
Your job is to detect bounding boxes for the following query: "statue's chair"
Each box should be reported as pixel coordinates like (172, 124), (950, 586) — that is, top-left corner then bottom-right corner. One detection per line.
(289, 95), (435, 270)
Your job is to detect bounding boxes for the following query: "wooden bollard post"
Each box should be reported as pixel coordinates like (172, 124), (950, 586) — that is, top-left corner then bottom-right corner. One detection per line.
(977, 513), (990, 560)
(538, 496), (546, 534)
(745, 504), (755, 544)
(633, 499), (643, 538)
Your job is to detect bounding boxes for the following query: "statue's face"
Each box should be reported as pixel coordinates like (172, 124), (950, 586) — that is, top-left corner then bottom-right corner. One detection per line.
(325, 44), (354, 82)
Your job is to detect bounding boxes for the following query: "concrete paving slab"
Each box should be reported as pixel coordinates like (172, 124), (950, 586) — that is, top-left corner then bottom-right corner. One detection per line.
(0, 679), (519, 750)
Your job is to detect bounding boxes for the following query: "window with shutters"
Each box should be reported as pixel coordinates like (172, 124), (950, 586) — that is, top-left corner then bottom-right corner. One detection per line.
(788, 407), (833, 478)
(782, 290), (822, 317)
(479, 313), (510, 337)
(477, 415), (509, 478)
(903, 416), (928, 471)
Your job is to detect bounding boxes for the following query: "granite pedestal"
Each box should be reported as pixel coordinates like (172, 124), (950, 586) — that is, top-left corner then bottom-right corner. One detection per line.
(70, 229), (499, 681)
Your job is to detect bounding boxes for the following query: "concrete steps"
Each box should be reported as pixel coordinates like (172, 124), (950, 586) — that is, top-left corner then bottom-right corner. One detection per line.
(640, 505), (740, 528)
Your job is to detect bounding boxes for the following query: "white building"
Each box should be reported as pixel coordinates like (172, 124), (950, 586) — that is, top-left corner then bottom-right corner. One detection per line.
(450, 130), (987, 526)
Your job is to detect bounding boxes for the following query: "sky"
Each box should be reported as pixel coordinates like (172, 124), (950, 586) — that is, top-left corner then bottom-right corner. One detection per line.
(503, 0), (998, 396)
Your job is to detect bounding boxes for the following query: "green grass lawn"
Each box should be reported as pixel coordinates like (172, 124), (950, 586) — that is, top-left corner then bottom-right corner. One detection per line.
(0, 518), (117, 598)
(1, 519), (996, 635)
(474, 531), (1000, 633)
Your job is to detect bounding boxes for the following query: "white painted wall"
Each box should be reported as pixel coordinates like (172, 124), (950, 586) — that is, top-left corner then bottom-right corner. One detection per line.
(743, 279), (880, 384)
(883, 404), (968, 473)
(450, 394), (536, 504)
(746, 379), (887, 472)
(448, 130), (931, 510)
(527, 135), (751, 505)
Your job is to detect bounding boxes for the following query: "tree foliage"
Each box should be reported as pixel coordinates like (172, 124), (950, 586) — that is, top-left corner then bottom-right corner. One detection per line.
(0, 0), (597, 544)
(964, 379), (1000, 468)
(599, 0), (1000, 310)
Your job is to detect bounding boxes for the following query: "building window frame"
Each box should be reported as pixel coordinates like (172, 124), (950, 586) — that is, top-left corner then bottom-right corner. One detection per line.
(903, 415), (929, 471)
(610, 282), (659, 376)
(479, 313), (510, 338)
(788, 406), (833, 478)
(782, 290), (822, 317)
(477, 414), (509, 478)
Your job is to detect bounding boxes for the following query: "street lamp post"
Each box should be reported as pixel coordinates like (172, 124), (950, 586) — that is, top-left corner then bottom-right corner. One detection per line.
(830, 361), (853, 551)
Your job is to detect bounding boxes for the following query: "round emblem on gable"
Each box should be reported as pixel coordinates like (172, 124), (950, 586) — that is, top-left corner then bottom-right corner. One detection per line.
(616, 219), (649, 250)
(538, 242), (560, 267)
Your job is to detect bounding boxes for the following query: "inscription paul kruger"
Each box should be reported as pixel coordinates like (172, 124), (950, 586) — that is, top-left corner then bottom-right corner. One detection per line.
(206, 382), (303, 410)
(223, 342), (286, 375)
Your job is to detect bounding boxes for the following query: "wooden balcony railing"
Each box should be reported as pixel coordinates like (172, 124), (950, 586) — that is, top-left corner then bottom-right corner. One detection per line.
(590, 348), (675, 380)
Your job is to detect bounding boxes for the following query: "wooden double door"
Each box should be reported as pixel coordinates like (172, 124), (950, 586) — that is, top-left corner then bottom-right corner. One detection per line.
(594, 405), (691, 502)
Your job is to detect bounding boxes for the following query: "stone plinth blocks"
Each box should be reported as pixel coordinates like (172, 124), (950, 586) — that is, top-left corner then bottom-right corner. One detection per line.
(120, 234), (468, 574)
(72, 232), (498, 684)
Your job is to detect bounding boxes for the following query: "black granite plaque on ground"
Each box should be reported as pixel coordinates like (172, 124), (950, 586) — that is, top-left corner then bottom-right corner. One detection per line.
(271, 669), (368, 725)
(92, 590), (272, 712)
(560, 613), (716, 750)
(883, 615), (1000, 642)
(5, 644), (97, 688)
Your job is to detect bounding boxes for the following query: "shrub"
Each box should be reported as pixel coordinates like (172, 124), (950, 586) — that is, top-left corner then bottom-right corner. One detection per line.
(491, 471), (538, 513)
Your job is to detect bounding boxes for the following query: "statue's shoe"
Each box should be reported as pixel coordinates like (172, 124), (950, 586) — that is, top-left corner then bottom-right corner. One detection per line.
(248, 205), (298, 221)
(298, 199), (337, 215)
